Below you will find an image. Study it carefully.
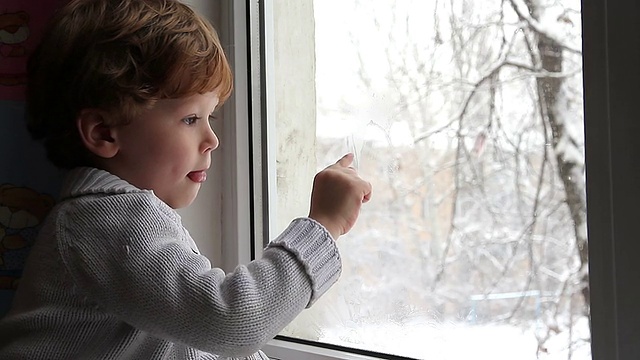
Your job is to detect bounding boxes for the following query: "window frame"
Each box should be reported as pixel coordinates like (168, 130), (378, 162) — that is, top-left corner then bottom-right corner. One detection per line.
(216, 0), (640, 358)
(581, 1), (640, 359)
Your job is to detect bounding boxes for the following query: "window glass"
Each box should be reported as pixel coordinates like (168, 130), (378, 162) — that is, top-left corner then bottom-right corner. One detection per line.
(269, 0), (588, 358)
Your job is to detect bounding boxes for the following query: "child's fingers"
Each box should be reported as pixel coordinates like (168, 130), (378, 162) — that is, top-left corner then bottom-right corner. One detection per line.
(336, 153), (354, 168)
(335, 154), (371, 202)
(362, 181), (373, 203)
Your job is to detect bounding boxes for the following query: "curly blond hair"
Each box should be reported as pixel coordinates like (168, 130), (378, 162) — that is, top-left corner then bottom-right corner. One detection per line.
(27, 0), (233, 169)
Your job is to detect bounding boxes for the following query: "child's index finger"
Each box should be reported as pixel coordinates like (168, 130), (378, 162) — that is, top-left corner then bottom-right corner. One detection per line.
(345, 135), (360, 171)
(337, 153), (354, 168)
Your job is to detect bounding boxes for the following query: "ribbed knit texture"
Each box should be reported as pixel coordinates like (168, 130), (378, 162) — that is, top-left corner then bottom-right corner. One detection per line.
(0, 167), (342, 359)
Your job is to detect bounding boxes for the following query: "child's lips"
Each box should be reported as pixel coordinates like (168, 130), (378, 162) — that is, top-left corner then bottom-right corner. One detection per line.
(187, 170), (207, 183)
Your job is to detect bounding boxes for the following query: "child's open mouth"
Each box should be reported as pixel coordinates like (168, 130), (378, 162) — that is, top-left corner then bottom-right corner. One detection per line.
(187, 171), (207, 183)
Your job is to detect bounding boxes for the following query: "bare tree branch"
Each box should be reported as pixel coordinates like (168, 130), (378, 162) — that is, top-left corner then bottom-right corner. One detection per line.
(508, 0), (582, 55)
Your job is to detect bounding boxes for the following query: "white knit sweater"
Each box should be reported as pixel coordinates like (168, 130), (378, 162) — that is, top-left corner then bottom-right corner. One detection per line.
(0, 168), (342, 359)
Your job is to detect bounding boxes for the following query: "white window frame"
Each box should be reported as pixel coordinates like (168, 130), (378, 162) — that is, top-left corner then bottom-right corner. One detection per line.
(214, 0), (640, 359)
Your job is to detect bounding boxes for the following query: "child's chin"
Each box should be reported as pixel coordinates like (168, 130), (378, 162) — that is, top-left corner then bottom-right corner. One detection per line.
(164, 192), (198, 209)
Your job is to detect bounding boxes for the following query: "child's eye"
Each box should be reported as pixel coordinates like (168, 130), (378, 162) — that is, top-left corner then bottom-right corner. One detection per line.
(208, 114), (218, 125)
(182, 115), (200, 125)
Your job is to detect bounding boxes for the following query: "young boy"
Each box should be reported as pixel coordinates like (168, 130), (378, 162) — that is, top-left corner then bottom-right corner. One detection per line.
(0, 0), (372, 359)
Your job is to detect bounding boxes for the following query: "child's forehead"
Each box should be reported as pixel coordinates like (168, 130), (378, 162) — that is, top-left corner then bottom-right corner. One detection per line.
(149, 91), (220, 112)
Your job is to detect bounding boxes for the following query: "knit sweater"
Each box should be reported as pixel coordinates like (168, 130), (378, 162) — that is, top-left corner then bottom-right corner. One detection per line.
(0, 168), (342, 359)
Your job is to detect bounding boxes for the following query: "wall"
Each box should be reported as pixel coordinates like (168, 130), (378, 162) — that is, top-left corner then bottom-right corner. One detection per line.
(0, 0), (66, 318)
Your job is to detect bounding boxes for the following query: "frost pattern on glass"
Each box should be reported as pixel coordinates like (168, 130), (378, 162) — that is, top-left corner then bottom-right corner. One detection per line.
(276, 0), (588, 359)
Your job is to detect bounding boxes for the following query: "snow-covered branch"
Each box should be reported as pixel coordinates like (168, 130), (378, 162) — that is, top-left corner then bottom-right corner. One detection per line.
(508, 0), (582, 55)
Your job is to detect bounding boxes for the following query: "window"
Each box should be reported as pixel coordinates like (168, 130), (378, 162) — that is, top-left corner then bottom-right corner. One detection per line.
(201, 0), (640, 359)
(261, 0), (589, 359)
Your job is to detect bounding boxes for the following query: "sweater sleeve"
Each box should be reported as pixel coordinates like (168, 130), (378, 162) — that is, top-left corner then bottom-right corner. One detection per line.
(56, 192), (341, 357)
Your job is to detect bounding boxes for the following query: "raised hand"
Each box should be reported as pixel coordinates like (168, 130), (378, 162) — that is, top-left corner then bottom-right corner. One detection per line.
(308, 153), (372, 240)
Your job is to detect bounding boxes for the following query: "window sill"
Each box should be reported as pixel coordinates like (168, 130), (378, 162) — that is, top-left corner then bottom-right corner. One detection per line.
(263, 339), (382, 360)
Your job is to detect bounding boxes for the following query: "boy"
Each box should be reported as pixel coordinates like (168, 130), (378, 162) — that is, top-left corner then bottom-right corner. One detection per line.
(0, 0), (372, 359)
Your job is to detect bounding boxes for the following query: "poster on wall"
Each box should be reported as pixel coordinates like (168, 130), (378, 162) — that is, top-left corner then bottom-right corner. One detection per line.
(0, 0), (66, 317)
(0, 0), (63, 100)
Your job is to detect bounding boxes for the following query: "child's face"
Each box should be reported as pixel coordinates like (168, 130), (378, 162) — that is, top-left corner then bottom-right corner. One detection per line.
(108, 91), (220, 208)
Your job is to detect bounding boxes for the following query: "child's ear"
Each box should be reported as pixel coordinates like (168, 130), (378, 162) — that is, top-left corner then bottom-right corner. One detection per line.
(76, 109), (119, 159)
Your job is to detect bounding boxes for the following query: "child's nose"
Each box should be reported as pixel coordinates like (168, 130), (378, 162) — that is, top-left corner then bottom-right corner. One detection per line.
(201, 125), (219, 153)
